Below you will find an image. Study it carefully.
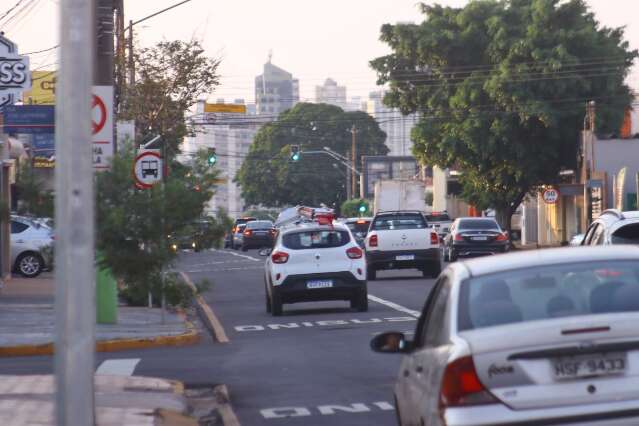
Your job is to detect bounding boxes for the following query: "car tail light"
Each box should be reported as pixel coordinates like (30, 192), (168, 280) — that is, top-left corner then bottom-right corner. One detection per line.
(369, 234), (378, 247)
(439, 356), (498, 409)
(244, 229), (253, 237)
(454, 233), (463, 241)
(346, 246), (363, 259)
(430, 231), (439, 245)
(495, 233), (508, 241)
(271, 251), (289, 264)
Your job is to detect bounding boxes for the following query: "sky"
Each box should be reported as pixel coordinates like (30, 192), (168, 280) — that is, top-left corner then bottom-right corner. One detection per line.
(5, 0), (639, 103)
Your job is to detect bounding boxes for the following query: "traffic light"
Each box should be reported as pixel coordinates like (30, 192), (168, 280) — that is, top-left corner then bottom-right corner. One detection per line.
(290, 145), (300, 161)
(207, 147), (217, 166)
(358, 201), (368, 214)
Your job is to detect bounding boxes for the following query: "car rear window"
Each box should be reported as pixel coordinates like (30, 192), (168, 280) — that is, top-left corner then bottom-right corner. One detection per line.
(236, 224), (246, 232)
(346, 221), (371, 234)
(372, 214), (426, 230)
(426, 213), (451, 222)
(247, 221), (273, 229)
(282, 230), (350, 250)
(458, 219), (500, 230)
(458, 261), (639, 331)
(611, 223), (639, 245)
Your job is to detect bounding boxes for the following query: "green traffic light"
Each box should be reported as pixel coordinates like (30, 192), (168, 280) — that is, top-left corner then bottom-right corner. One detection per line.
(359, 204), (367, 213)
(291, 153), (300, 161)
(208, 155), (217, 165)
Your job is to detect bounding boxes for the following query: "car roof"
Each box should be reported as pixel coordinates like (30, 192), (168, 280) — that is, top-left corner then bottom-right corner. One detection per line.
(456, 217), (497, 221)
(456, 245), (639, 277)
(374, 211), (423, 216)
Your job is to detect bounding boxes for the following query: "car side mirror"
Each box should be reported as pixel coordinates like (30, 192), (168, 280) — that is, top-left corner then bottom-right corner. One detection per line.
(258, 247), (272, 257)
(370, 331), (412, 354)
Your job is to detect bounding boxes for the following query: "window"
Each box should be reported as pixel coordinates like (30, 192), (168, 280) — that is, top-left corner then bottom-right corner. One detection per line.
(421, 278), (451, 347)
(282, 230), (350, 250)
(346, 221), (370, 234)
(457, 261), (639, 331)
(591, 224), (606, 245)
(583, 223), (600, 245)
(11, 221), (29, 234)
(372, 213), (426, 230)
(457, 219), (500, 230)
(247, 221), (273, 230)
(611, 223), (639, 245)
(425, 213), (451, 222)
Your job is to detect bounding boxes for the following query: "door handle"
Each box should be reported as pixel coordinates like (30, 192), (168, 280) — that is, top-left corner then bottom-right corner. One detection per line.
(415, 366), (423, 373)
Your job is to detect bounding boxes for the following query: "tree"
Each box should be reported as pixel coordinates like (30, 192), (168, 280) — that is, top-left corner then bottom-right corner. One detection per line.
(119, 39), (221, 154)
(236, 103), (388, 210)
(15, 160), (54, 218)
(96, 142), (219, 305)
(340, 199), (370, 217)
(371, 0), (637, 232)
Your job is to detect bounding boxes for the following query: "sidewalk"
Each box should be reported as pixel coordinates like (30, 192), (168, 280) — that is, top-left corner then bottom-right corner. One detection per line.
(0, 274), (199, 356)
(0, 374), (197, 425)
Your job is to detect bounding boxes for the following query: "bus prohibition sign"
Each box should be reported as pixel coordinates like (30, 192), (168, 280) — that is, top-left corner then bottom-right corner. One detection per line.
(133, 150), (162, 189)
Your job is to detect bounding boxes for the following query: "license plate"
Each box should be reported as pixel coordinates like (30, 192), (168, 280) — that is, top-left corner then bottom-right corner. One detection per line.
(472, 236), (488, 241)
(553, 353), (626, 380)
(396, 255), (415, 261)
(307, 279), (333, 289)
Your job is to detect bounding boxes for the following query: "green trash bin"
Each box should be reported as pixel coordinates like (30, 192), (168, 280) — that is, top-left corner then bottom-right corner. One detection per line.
(96, 255), (118, 324)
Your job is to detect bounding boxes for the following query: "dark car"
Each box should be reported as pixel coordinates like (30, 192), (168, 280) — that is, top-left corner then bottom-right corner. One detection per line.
(241, 220), (276, 251)
(229, 217), (257, 249)
(443, 217), (509, 261)
(344, 217), (372, 248)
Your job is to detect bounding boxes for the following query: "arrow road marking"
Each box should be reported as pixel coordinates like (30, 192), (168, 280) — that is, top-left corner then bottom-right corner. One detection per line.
(96, 358), (140, 376)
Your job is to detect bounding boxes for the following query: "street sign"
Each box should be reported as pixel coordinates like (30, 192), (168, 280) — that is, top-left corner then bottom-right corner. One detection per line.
(2, 105), (54, 134)
(22, 71), (56, 105)
(0, 35), (31, 107)
(92, 86), (114, 170)
(542, 188), (560, 204)
(133, 150), (162, 189)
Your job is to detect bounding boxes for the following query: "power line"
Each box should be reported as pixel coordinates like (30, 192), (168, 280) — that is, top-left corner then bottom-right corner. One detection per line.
(0, 0), (26, 23)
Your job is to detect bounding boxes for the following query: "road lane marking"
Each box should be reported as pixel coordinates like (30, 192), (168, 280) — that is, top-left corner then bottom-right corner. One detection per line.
(184, 266), (263, 273)
(96, 358), (140, 376)
(233, 316), (415, 332)
(260, 401), (394, 419)
(223, 251), (261, 262)
(367, 294), (421, 318)
(180, 271), (230, 343)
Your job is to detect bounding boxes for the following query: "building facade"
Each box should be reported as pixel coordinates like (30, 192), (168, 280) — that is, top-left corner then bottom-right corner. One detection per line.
(255, 58), (299, 116)
(315, 78), (347, 110)
(366, 91), (418, 156)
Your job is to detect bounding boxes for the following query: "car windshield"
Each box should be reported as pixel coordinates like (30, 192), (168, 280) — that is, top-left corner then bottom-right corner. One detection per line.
(458, 219), (500, 230)
(458, 261), (639, 331)
(611, 223), (639, 244)
(282, 230), (350, 249)
(247, 221), (273, 229)
(346, 221), (370, 234)
(425, 213), (450, 222)
(372, 214), (426, 230)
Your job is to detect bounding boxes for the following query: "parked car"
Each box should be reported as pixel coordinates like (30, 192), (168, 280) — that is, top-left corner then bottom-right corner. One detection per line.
(241, 220), (276, 251)
(442, 217), (509, 262)
(425, 211), (453, 241)
(581, 209), (639, 246)
(371, 245), (639, 426)
(343, 217), (372, 248)
(261, 215), (367, 316)
(364, 211), (441, 280)
(11, 216), (54, 278)
(570, 233), (585, 246)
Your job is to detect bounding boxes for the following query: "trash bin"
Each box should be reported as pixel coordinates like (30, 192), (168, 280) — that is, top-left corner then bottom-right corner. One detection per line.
(96, 255), (117, 324)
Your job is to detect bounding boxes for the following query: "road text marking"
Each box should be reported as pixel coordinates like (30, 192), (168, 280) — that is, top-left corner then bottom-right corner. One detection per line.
(261, 401), (394, 419)
(367, 294), (420, 318)
(234, 316), (415, 332)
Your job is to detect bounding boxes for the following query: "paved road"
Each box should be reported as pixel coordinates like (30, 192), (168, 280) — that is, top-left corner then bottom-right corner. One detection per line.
(0, 248), (439, 425)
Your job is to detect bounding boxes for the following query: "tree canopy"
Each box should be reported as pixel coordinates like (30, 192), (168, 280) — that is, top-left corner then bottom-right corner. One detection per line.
(371, 0), (637, 228)
(236, 103), (388, 210)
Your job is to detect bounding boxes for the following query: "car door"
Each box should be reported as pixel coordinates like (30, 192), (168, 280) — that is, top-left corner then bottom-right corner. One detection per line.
(10, 220), (30, 265)
(398, 276), (452, 426)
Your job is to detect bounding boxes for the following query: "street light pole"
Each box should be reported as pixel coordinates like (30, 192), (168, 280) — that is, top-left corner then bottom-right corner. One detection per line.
(350, 125), (358, 199)
(55, 0), (96, 424)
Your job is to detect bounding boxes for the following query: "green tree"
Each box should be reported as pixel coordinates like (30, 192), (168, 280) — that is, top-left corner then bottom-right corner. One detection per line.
(119, 39), (221, 154)
(371, 0), (637, 232)
(236, 103), (388, 209)
(15, 160), (54, 218)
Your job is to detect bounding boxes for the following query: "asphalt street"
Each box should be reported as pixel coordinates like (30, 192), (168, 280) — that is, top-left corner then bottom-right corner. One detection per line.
(0, 248), (439, 425)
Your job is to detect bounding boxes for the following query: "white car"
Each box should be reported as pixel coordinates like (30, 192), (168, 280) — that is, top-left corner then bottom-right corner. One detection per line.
(372, 246), (639, 426)
(365, 211), (441, 280)
(262, 220), (367, 316)
(11, 216), (54, 277)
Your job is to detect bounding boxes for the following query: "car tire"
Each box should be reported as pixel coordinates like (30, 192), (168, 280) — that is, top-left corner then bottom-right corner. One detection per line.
(425, 261), (441, 278)
(15, 252), (44, 278)
(265, 289), (272, 313)
(367, 266), (376, 281)
(449, 247), (458, 262)
(442, 246), (450, 262)
(271, 291), (283, 316)
(351, 289), (368, 312)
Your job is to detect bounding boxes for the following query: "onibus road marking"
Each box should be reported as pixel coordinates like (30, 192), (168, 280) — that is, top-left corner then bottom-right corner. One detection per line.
(261, 401), (394, 419)
(367, 294), (420, 318)
(96, 358), (140, 376)
(234, 316), (416, 332)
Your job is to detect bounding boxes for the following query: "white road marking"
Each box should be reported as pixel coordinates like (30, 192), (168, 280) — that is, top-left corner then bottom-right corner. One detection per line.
(367, 294), (421, 318)
(234, 316), (415, 332)
(261, 401), (394, 419)
(224, 250), (261, 262)
(96, 358), (140, 376)
(185, 266), (263, 273)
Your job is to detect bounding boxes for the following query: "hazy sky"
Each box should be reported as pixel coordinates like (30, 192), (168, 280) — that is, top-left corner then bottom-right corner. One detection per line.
(6, 0), (639, 103)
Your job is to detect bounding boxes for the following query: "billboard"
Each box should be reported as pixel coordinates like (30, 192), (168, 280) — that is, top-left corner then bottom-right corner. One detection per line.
(204, 103), (246, 114)
(22, 71), (56, 105)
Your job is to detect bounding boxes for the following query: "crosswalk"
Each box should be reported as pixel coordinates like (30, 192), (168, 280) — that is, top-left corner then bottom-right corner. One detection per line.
(95, 358), (140, 376)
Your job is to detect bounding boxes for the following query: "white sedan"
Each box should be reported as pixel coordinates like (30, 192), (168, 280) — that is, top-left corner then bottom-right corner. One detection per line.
(372, 246), (639, 426)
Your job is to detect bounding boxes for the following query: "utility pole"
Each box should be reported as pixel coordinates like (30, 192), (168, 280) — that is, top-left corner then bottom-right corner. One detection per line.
(55, 0), (95, 424)
(128, 20), (135, 85)
(114, 0), (125, 111)
(95, 0), (114, 86)
(346, 152), (352, 200)
(350, 125), (358, 199)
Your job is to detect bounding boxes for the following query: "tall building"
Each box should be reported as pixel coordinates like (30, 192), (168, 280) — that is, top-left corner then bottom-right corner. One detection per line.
(367, 90), (418, 156)
(255, 55), (299, 116)
(315, 78), (347, 110)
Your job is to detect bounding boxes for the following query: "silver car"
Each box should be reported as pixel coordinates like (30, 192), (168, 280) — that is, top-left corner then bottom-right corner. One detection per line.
(372, 246), (639, 426)
(11, 216), (54, 277)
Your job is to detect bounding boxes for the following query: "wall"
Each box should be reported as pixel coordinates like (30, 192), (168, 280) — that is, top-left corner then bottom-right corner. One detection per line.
(593, 138), (639, 210)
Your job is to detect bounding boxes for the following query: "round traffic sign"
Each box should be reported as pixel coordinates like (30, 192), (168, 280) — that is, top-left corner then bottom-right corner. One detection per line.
(92, 94), (107, 135)
(543, 188), (560, 204)
(133, 151), (162, 189)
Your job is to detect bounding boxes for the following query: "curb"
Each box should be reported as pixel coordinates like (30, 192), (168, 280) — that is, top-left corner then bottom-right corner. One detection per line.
(214, 384), (241, 426)
(180, 271), (229, 343)
(0, 321), (200, 358)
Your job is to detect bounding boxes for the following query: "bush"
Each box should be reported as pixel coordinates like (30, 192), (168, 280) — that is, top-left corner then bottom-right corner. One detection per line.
(119, 272), (211, 309)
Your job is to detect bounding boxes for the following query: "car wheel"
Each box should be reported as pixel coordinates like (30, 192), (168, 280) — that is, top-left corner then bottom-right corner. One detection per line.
(271, 291), (283, 316)
(427, 260), (441, 278)
(367, 267), (376, 281)
(265, 287), (272, 313)
(442, 246), (450, 262)
(351, 289), (368, 312)
(16, 252), (44, 278)
(449, 247), (458, 262)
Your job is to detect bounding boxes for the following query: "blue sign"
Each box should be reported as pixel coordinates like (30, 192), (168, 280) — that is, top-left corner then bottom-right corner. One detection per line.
(2, 105), (54, 134)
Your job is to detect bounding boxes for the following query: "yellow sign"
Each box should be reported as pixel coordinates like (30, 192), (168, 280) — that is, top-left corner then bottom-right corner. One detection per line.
(204, 103), (246, 114)
(22, 71), (56, 105)
(33, 156), (55, 168)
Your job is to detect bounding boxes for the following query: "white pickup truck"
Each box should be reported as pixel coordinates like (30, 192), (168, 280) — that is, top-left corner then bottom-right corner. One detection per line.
(425, 211), (453, 241)
(364, 211), (441, 280)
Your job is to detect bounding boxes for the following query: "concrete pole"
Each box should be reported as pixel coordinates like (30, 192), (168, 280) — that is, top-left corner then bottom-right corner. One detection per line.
(128, 20), (135, 85)
(350, 125), (357, 199)
(55, 0), (96, 424)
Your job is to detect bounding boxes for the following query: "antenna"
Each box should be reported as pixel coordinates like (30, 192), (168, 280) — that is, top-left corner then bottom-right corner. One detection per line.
(268, 49), (273, 64)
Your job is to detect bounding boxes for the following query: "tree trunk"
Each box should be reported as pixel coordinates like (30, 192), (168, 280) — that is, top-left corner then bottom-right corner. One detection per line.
(495, 191), (527, 243)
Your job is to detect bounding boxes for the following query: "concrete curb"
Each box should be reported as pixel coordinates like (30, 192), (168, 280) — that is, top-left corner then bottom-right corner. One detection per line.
(214, 384), (241, 426)
(180, 271), (229, 344)
(0, 320), (200, 358)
